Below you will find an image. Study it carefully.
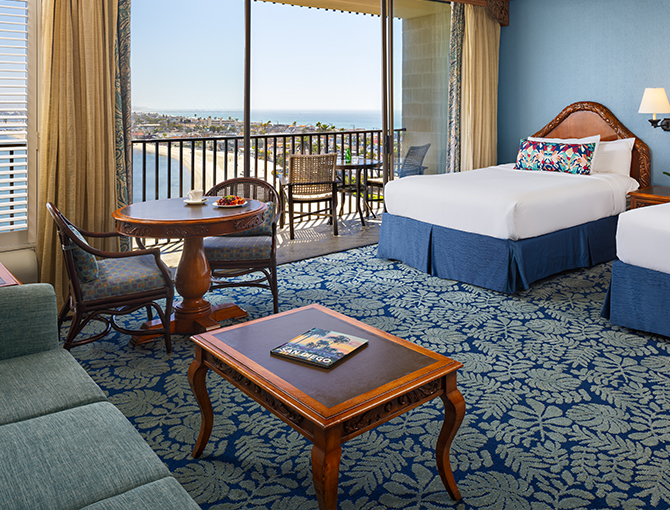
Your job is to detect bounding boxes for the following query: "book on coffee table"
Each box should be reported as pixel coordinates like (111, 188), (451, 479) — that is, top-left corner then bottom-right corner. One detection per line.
(271, 327), (368, 368)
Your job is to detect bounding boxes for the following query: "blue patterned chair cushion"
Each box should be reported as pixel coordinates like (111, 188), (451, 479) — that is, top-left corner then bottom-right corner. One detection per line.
(204, 235), (272, 262)
(66, 222), (99, 282)
(79, 254), (166, 301)
(228, 202), (275, 237)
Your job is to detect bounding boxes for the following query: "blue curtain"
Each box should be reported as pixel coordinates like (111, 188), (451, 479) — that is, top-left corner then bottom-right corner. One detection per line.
(115, 0), (131, 250)
(446, 3), (464, 173)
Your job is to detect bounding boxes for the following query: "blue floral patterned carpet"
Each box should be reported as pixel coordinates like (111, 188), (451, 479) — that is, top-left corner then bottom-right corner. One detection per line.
(70, 245), (670, 510)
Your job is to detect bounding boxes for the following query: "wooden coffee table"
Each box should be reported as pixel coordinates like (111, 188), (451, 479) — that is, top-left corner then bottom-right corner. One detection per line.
(188, 304), (464, 510)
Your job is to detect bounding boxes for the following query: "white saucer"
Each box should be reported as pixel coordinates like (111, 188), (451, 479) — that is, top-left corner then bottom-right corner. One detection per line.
(184, 198), (207, 205)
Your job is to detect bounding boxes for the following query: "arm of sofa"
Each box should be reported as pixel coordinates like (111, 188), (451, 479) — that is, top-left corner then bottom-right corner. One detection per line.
(0, 283), (59, 360)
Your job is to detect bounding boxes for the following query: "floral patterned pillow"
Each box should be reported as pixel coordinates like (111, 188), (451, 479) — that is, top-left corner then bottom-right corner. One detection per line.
(514, 139), (596, 175)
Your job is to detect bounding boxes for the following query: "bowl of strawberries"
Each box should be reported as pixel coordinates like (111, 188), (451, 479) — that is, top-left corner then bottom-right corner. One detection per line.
(214, 195), (246, 208)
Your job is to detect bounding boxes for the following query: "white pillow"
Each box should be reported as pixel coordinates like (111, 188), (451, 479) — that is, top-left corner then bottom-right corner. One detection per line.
(527, 135), (601, 144)
(590, 138), (635, 176)
(527, 135), (601, 173)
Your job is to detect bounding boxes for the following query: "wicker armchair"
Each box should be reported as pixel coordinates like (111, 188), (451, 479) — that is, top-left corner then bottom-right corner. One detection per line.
(203, 178), (282, 313)
(47, 203), (174, 352)
(365, 143), (431, 211)
(280, 153), (338, 240)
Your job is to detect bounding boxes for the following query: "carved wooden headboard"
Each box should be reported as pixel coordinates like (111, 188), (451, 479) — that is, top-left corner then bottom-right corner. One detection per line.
(532, 101), (651, 188)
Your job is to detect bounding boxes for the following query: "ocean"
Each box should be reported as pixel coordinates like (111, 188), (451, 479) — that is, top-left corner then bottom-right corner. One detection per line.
(136, 109), (402, 131)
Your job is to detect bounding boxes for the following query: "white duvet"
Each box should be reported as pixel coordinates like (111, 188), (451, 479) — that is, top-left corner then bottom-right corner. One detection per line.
(617, 202), (670, 274)
(384, 163), (639, 240)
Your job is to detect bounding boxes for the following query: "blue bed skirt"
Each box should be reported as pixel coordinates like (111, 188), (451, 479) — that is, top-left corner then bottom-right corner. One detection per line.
(377, 213), (618, 293)
(601, 260), (670, 338)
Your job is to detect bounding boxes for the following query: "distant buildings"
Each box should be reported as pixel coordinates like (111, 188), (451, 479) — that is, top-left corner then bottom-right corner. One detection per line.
(131, 112), (347, 140)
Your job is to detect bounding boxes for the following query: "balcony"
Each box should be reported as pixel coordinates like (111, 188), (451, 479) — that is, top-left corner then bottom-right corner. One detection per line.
(132, 127), (402, 264)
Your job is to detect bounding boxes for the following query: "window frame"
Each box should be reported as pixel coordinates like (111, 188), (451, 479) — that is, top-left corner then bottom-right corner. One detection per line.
(0, 0), (38, 252)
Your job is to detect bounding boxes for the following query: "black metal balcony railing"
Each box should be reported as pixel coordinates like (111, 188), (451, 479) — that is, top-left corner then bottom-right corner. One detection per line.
(131, 128), (405, 218)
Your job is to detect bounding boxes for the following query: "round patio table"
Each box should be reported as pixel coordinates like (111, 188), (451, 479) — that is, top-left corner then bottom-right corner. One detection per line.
(335, 158), (381, 226)
(113, 196), (267, 339)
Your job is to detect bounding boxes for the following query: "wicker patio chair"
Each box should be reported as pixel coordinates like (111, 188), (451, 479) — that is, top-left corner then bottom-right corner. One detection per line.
(365, 143), (431, 212)
(203, 177), (282, 313)
(47, 202), (174, 352)
(280, 153), (338, 240)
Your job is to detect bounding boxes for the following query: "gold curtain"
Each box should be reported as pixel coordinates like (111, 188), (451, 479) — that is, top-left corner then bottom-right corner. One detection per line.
(37, 0), (121, 304)
(460, 4), (500, 172)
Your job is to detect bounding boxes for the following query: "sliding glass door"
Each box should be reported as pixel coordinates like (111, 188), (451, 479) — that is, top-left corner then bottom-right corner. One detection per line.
(381, 0), (451, 181)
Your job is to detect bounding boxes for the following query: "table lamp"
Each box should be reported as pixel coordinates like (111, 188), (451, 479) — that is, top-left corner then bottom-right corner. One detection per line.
(639, 87), (670, 131)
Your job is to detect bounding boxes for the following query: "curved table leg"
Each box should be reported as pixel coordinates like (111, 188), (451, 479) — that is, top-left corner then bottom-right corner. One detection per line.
(436, 378), (465, 501)
(188, 353), (213, 458)
(312, 427), (342, 510)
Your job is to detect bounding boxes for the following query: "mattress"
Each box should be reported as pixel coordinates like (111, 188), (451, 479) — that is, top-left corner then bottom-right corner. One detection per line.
(384, 163), (639, 240)
(616, 202), (670, 274)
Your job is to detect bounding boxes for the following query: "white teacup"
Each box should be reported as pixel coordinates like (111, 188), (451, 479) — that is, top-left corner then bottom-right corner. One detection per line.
(187, 189), (204, 202)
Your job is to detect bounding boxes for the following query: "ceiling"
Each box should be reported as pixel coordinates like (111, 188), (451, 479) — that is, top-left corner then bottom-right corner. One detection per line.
(258, 0), (451, 19)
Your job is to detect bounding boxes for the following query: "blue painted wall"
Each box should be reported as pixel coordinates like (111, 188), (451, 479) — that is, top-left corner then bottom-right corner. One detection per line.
(498, 0), (670, 184)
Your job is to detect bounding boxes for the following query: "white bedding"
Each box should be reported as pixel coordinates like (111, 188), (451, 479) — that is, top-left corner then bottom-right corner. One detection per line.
(617, 202), (670, 274)
(384, 163), (639, 240)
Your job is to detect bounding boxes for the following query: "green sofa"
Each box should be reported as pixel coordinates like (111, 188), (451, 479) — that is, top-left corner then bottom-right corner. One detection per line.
(0, 284), (200, 510)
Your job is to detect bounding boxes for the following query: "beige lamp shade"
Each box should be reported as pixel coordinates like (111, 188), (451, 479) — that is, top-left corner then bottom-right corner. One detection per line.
(639, 88), (670, 119)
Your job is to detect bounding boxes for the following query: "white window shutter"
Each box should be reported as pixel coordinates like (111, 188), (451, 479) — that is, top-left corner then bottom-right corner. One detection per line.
(0, 0), (28, 236)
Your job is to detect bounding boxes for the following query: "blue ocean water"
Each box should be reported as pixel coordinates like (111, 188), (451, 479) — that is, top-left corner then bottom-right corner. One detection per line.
(132, 150), (183, 202)
(139, 109), (402, 130)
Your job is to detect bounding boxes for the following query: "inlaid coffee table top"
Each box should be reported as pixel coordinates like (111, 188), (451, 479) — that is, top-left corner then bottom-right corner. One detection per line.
(191, 304), (462, 422)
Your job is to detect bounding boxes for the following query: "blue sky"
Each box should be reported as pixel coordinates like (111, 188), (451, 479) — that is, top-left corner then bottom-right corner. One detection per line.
(131, 0), (393, 112)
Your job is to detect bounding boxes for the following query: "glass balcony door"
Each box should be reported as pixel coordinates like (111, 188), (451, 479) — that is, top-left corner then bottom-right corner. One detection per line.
(381, 0), (451, 181)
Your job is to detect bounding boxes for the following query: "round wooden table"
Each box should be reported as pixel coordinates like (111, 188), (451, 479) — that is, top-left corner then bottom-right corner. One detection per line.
(113, 197), (267, 339)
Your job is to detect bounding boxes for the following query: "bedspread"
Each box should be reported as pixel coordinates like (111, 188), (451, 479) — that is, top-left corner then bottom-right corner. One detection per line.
(384, 163), (638, 240)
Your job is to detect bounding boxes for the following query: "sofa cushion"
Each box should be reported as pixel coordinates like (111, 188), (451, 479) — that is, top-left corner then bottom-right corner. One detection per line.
(0, 401), (172, 510)
(0, 284), (59, 361)
(80, 477), (200, 510)
(0, 348), (106, 426)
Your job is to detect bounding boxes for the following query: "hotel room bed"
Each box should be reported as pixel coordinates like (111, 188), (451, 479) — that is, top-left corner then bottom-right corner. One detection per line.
(377, 101), (651, 293)
(601, 203), (670, 337)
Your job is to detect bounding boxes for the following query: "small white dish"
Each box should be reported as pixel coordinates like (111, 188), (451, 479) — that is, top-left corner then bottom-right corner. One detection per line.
(184, 198), (207, 205)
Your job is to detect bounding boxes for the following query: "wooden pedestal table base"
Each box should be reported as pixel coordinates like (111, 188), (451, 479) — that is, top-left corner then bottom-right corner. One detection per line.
(112, 197), (267, 343)
(131, 237), (249, 344)
(188, 304), (465, 509)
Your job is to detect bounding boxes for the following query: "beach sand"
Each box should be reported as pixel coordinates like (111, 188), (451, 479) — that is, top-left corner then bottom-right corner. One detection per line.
(137, 142), (284, 192)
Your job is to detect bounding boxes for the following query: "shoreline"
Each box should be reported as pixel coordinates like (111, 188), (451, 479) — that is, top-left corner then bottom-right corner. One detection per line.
(134, 144), (283, 192)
